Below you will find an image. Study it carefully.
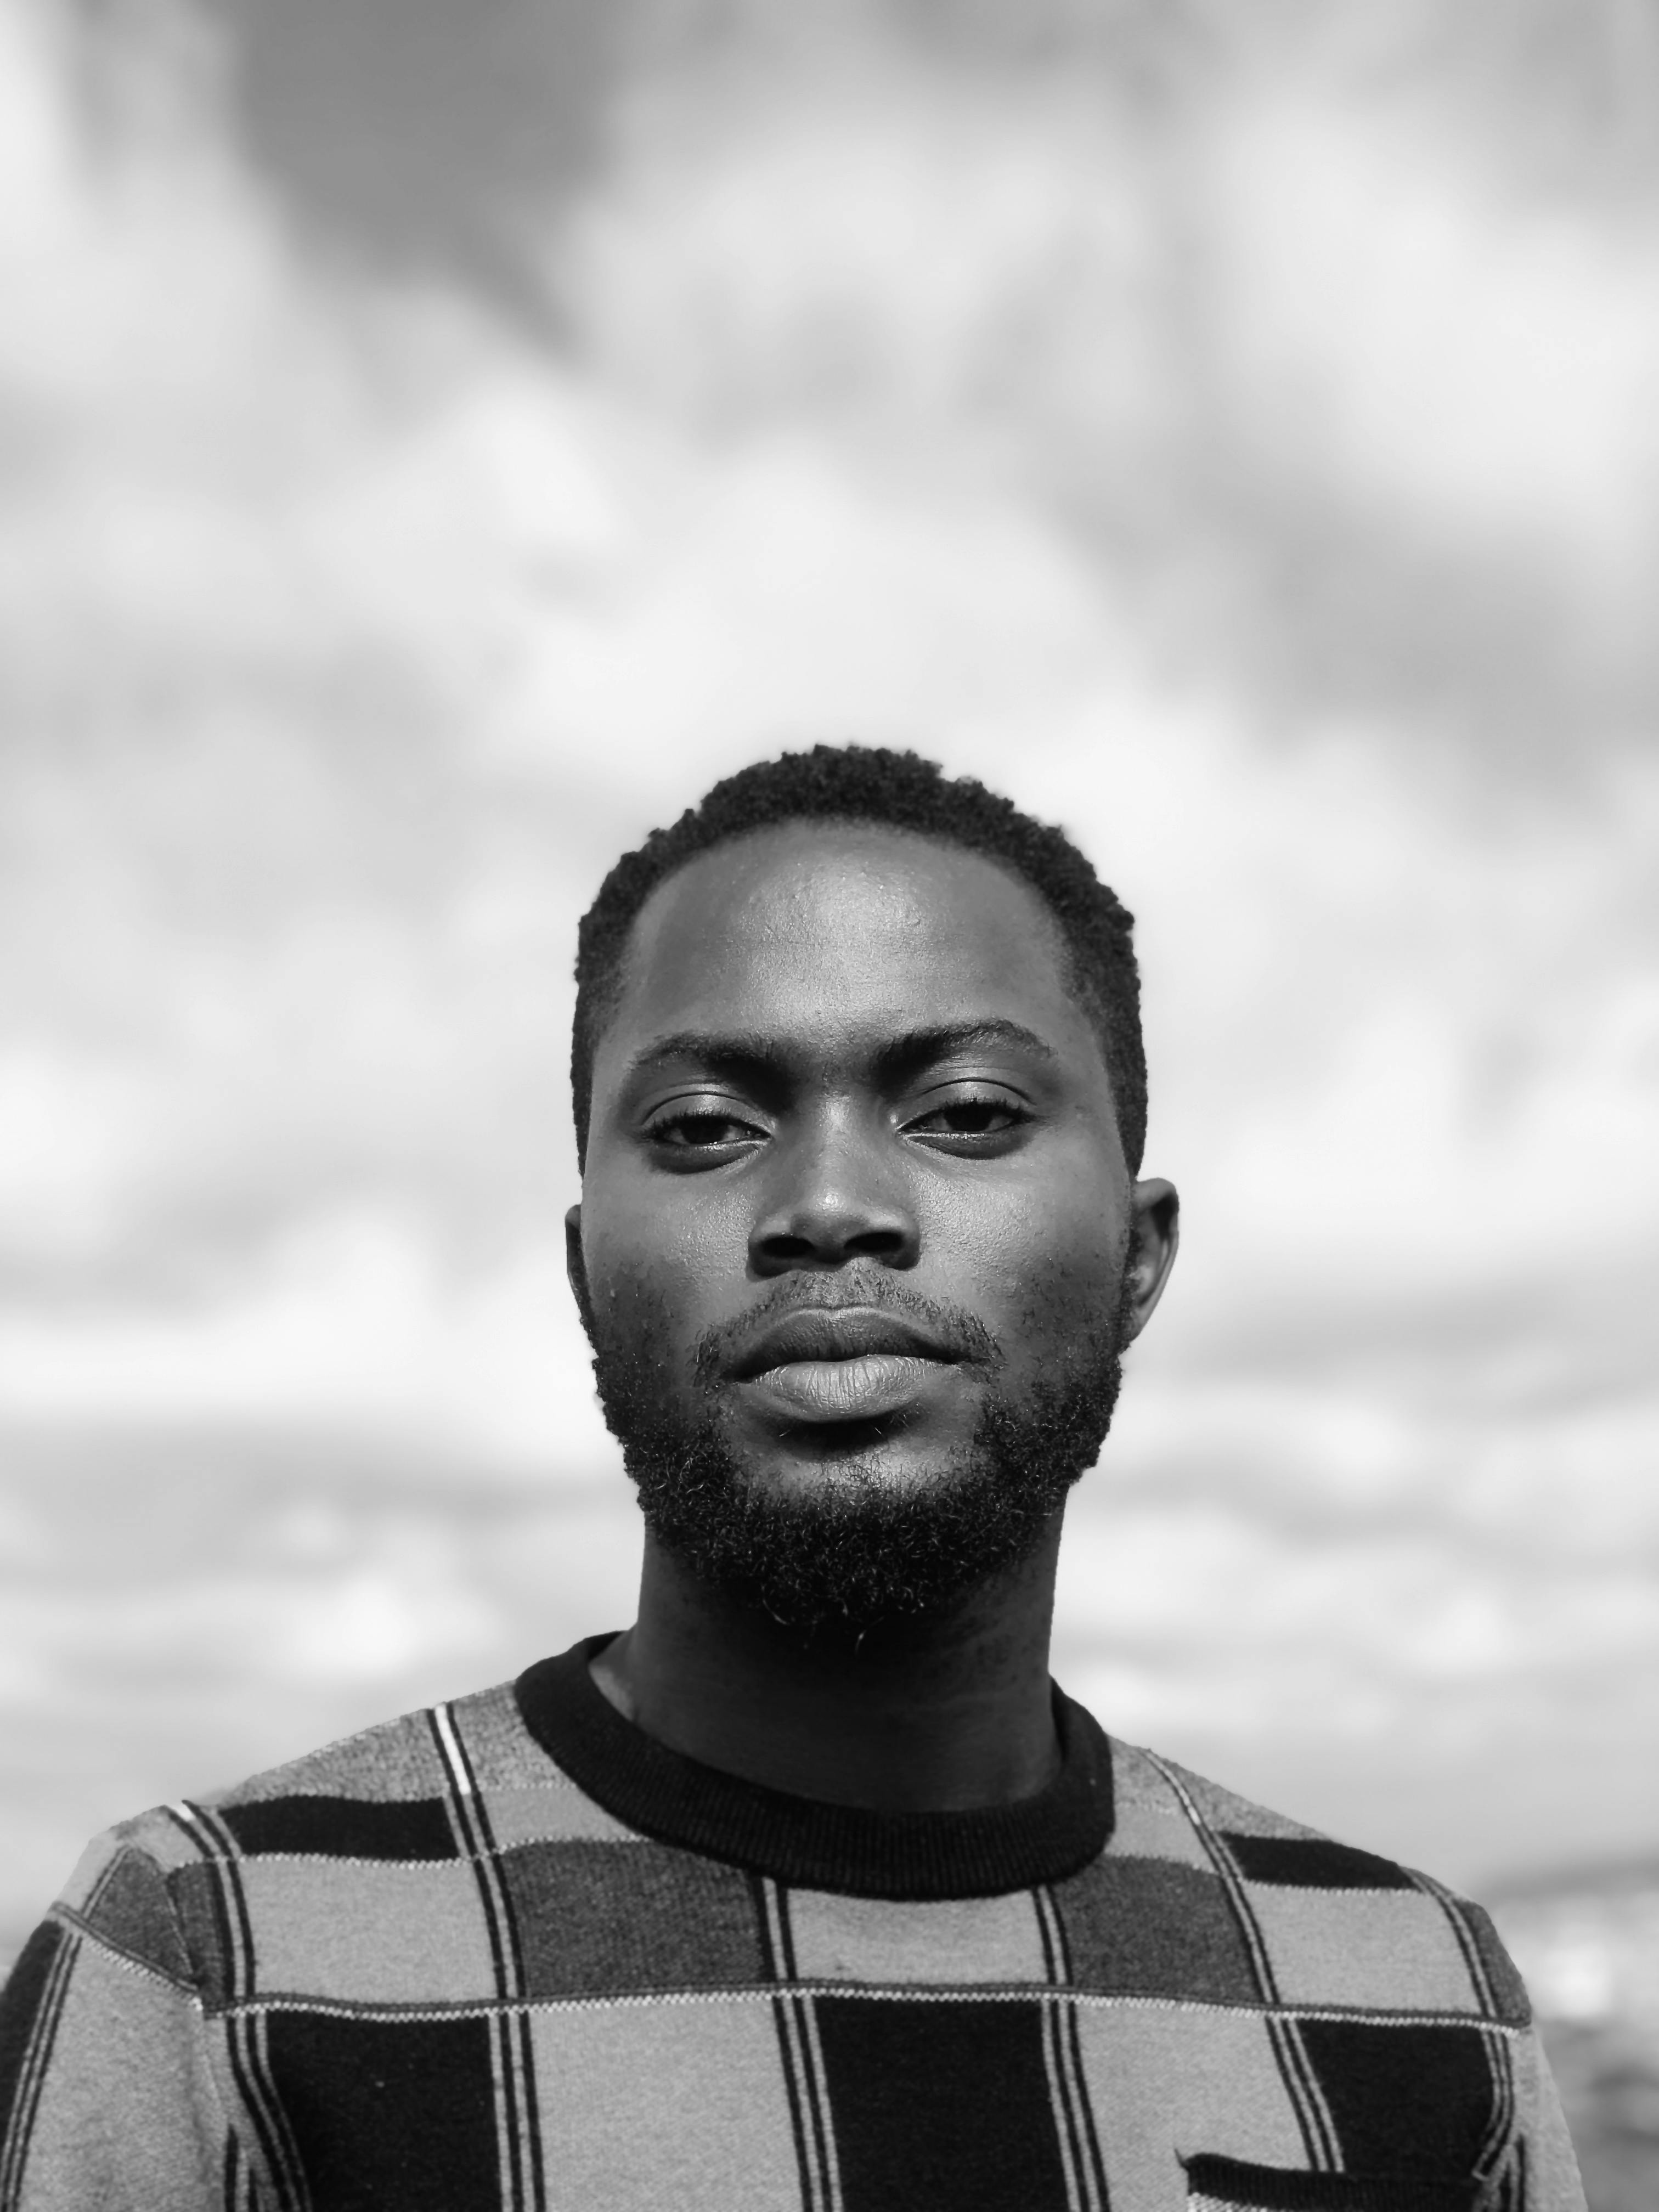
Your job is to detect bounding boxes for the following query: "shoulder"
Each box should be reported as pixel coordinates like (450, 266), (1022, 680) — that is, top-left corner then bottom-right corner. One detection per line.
(1108, 1739), (1387, 1866)
(44, 1677), (635, 1996)
(1081, 1738), (1532, 2028)
(188, 1676), (640, 1847)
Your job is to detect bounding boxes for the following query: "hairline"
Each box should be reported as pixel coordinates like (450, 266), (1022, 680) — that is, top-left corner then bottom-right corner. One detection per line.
(578, 814), (1125, 1148)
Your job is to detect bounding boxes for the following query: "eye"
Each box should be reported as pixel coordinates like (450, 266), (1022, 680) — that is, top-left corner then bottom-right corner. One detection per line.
(642, 1103), (769, 1162)
(902, 1088), (1032, 1152)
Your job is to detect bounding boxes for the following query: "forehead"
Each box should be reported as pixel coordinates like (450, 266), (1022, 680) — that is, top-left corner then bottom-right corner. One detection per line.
(603, 821), (1090, 1056)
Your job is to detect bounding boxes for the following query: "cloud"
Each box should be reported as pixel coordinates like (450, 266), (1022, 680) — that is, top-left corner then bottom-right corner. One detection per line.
(558, 14), (1659, 740)
(0, 0), (1655, 1892)
(0, 1210), (610, 1469)
(2, 0), (1655, 1388)
(1212, 88), (1659, 563)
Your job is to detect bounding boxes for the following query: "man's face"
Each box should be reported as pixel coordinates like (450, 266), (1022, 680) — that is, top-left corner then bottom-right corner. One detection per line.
(571, 822), (1176, 1624)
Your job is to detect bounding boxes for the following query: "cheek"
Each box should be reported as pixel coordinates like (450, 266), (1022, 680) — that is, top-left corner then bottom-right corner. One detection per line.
(590, 1172), (751, 1285)
(938, 1187), (1125, 1364)
(581, 1257), (667, 1359)
(1013, 1244), (1125, 1342)
(929, 1163), (1123, 1295)
(582, 1203), (741, 1375)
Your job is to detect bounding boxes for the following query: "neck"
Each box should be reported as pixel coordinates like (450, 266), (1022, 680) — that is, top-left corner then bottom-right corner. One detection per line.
(589, 1516), (1065, 1814)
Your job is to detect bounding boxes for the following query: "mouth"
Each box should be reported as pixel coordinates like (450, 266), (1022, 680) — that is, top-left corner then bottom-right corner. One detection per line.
(725, 1306), (967, 1427)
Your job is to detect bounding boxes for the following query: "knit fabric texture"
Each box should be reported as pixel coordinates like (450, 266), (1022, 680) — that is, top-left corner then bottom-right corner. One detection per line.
(0, 1637), (1586, 2211)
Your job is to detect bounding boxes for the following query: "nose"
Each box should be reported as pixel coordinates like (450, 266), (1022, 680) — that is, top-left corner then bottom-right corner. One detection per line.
(749, 1112), (921, 1276)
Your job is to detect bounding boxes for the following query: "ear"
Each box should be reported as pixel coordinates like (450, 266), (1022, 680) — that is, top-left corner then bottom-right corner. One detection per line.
(1121, 1177), (1179, 1344)
(565, 1204), (590, 1317)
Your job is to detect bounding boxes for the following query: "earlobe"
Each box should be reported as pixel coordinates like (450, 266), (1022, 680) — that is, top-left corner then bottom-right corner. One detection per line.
(565, 1205), (601, 1342)
(564, 1205), (586, 1307)
(1124, 1177), (1180, 1338)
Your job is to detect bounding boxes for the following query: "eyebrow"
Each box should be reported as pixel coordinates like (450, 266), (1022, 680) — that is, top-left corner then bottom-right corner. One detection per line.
(619, 1019), (1060, 1088)
(876, 1020), (1060, 1079)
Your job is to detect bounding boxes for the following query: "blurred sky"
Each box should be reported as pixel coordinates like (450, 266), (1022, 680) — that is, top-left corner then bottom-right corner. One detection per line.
(2, 0), (1658, 1937)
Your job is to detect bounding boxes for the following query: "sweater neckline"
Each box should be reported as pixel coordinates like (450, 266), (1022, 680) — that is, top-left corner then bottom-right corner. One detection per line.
(513, 1634), (1114, 1900)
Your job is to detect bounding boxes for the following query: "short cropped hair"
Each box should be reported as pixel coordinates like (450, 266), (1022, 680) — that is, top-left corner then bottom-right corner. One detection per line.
(572, 745), (1146, 1172)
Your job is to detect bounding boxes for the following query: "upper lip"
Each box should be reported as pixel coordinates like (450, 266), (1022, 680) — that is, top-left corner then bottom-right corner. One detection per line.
(727, 1306), (963, 1381)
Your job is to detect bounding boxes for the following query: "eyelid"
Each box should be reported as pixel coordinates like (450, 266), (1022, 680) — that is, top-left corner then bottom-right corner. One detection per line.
(641, 1083), (763, 1119)
(899, 1086), (1035, 1138)
(904, 1075), (1031, 1109)
(639, 1092), (770, 1143)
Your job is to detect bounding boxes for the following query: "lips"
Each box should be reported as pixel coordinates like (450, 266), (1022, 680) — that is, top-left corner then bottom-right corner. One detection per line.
(727, 1306), (962, 1381)
(741, 1354), (947, 1423)
(722, 1305), (968, 1427)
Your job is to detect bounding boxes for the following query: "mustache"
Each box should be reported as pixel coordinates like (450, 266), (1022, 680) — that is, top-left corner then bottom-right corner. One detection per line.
(691, 1269), (1001, 1390)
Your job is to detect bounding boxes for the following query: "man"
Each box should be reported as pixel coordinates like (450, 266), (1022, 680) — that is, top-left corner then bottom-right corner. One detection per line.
(0, 747), (1582, 2209)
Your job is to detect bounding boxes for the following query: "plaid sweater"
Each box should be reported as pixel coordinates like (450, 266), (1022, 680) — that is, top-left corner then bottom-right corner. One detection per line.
(0, 1636), (1584, 2212)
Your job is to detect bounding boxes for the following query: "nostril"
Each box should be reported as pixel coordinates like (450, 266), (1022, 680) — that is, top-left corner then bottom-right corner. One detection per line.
(848, 1226), (909, 1258)
(755, 1231), (817, 1262)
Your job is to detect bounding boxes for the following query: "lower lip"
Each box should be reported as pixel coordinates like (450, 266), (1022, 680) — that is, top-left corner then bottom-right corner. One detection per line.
(738, 1354), (950, 1424)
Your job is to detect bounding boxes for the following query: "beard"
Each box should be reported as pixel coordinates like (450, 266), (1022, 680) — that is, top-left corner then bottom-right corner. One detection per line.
(585, 1269), (1135, 1633)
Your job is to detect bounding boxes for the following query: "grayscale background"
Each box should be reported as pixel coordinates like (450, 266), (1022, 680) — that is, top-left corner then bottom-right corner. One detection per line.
(1, 1), (1655, 2197)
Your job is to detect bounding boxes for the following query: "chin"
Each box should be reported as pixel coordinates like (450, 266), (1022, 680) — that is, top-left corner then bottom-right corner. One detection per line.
(627, 1415), (1099, 1634)
(735, 1423), (978, 1491)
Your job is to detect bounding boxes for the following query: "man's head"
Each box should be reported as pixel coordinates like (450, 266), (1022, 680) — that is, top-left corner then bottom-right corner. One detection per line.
(567, 747), (1178, 1630)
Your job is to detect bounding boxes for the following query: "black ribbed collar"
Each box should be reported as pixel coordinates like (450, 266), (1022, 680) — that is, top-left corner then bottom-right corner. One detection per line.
(514, 1634), (1114, 1900)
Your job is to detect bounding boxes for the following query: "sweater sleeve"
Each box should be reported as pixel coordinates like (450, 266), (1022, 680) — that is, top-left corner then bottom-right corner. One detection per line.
(0, 1834), (238, 2211)
(1508, 2024), (1589, 2212)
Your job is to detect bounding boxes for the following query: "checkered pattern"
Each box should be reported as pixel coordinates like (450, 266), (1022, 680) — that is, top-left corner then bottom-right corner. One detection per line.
(0, 1674), (1584, 2210)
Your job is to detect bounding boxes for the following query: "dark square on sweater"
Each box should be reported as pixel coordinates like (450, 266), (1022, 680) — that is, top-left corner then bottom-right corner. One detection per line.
(1223, 1835), (1417, 1891)
(80, 1848), (194, 1982)
(1051, 1855), (1259, 2002)
(814, 1994), (1072, 2212)
(167, 1864), (233, 2012)
(500, 1838), (766, 1996)
(0, 1922), (67, 2148)
(218, 1795), (459, 1863)
(1184, 2151), (1482, 2210)
(1456, 1903), (1532, 2028)
(265, 2008), (500, 2211)
(1297, 2018), (1501, 2175)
